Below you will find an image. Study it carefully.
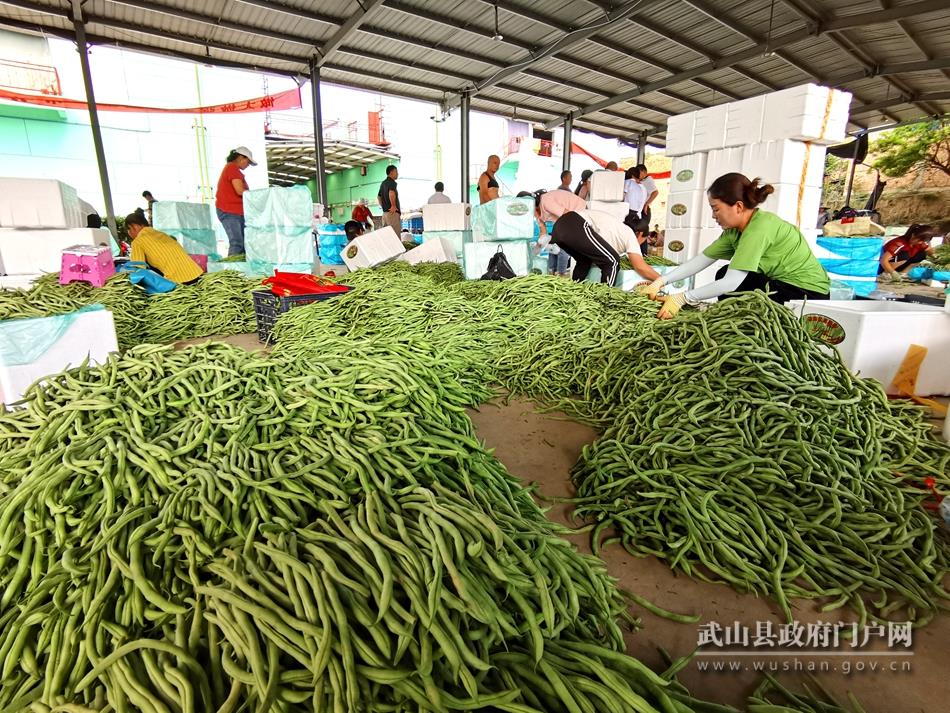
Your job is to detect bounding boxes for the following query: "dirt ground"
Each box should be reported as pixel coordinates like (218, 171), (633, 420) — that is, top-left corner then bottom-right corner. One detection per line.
(468, 398), (948, 713)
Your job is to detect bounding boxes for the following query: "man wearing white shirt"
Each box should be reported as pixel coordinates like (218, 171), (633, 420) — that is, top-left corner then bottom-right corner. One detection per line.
(538, 207), (659, 286)
(636, 164), (658, 224)
(427, 182), (452, 204)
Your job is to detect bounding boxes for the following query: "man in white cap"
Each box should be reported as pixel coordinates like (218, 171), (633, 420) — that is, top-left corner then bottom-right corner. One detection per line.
(216, 146), (257, 256)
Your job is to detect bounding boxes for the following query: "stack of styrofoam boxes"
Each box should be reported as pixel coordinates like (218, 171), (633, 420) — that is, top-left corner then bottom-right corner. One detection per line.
(0, 305), (118, 406)
(421, 203), (472, 262)
(243, 186), (315, 274)
(464, 197), (534, 279)
(664, 84), (851, 291)
(587, 170), (628, 222)
(152, 202), (217, 256)
(0, 178), (106, 278)
(398, 237), (458, 266)
(342, 226), (406, 271)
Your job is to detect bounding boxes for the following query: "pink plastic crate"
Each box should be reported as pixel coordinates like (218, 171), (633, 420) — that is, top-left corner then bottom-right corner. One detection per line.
(59, 245), (115, 288)
(190, 254), (208, 272)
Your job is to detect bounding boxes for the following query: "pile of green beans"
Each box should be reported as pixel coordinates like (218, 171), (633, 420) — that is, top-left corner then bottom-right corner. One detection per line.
(276, 275), (949, 626)
(0, 271), (260, 349)
(569, 293), (950, 626)
(2, 342), (691, 712)
(620, 255), (677, 268)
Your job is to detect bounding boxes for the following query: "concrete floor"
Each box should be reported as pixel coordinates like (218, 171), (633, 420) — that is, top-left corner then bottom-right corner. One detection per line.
(468, 398), (948, 713)
(187, 333), (946, 711)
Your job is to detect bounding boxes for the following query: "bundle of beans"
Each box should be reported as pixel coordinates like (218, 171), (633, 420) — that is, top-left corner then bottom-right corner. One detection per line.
(2, 342), (688, 712)
(142, 271), (259, 343)
(569, 293), (950, 626)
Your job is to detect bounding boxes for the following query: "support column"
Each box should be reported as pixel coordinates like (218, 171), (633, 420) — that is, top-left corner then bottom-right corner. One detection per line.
(71, 1), (117, 238)
(308, 57), (327, 206)
(561, 113), (572, 172)
(636, 131), (647, 165)
(460, 92), (471, 204)
(843, 134), (862, 207)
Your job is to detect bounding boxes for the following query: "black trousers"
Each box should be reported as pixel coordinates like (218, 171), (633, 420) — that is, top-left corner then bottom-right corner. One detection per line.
(551, 212), (620, 286)
(877, 250), (926, 274)
(714, 265), (829, 304)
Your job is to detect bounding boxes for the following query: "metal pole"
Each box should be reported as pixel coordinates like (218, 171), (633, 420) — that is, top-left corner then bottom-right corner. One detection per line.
(636, 131), (647, 165)
(71, 2), (117, 238)
(460, 91), (471, 204)
(561, 113), (572, 172)
(309, 57), (327, 206)
(843, 134), (861, 207)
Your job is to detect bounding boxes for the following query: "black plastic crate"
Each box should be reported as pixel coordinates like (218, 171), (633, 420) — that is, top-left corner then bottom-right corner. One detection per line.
(252, 287), (350, 343)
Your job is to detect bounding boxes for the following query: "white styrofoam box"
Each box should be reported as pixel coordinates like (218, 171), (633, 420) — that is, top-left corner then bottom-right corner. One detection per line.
(0, 228), (107, 275)
(422, 203), (470, 231)
(587, 200), (628, 222)
(723, 95), (766, 147)
(704, 147), (745, 190)
(759, 183), (823, 231)
(665, 112), (696, 157)
(398, 238), (458, 265)
(670, 154), (708, 193)
(463, 240), (531, 280)
(342, 226), (405, 270)
(692, 103), (729, 153)
(588, 171), (625, 202)
(0, 274), (40, 291)
(423, 230), (472, 259)
(663, 228), (699, 264)
(761, 84), (852, 145)
(0, 178), (83, 229)
(0, 308), (118, 406)
(666, 190), (707, 230)
(786, 300), (950, 396)
(471, 197), (535, 241)
(152, 201), (213, 230)
(741, 140), (826, 188)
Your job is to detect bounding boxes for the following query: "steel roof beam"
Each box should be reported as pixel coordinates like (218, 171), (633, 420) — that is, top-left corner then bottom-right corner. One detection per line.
(234, 0), (339, 28)
(316, 0), (385, 67)
(104, 0), (321, 50)
(850, 91), (950, 116)
(877, 0), (950, 84)
(544, 0), (947, 129)
(778, 0), (937, 118)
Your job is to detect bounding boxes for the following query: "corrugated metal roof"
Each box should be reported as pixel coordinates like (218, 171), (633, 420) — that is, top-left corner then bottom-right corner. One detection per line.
(1, 0), (946, 143)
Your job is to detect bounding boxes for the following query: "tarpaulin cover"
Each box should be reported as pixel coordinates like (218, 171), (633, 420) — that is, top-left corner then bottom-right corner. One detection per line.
(827, 277), (878, 297)
(245, 226), (313, 271)
(244, 186), (313, 229)
(0, 305), (103, 366)
(471, 198), (535, 240)
(819, 257), (880, 278)
(317, 226), (348, 265)
(162, 228), (218, 256)
(152, 202), (213, 230)
(817, 237), (883, 278)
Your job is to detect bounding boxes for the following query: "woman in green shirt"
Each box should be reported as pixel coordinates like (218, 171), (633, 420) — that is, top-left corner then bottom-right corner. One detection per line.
(640, 173), (829, 318)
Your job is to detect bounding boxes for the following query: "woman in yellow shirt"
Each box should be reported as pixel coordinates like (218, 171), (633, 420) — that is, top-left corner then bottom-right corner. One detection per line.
(125, 212), (203, 285)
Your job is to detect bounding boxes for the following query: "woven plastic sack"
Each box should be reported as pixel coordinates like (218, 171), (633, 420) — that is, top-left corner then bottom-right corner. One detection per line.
(152, 201), (213, 230)
(822, 217), (884, 237)
(0, 305), (103, 366)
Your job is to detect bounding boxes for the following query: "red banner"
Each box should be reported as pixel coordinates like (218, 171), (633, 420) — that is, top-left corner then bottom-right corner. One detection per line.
(0, 86), (301, 114)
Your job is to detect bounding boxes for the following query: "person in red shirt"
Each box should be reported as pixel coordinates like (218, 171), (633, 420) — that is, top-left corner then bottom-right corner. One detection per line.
(215, 146), (255, 256)
(352, 199), (372, 230)
(878, 224), (936, 281)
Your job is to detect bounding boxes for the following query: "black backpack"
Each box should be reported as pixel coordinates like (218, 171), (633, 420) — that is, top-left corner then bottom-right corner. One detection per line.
(480, 246), (517, 281)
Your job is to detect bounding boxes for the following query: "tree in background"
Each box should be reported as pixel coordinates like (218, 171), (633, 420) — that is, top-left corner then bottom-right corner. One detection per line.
(871, 121), (950, 178)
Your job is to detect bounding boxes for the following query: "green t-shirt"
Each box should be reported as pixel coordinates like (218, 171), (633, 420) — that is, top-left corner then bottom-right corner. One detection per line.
(703, 210), (830, 293)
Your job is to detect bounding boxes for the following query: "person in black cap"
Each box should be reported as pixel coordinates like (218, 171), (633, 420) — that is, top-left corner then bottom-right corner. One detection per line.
(344, 220), (365, 244)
